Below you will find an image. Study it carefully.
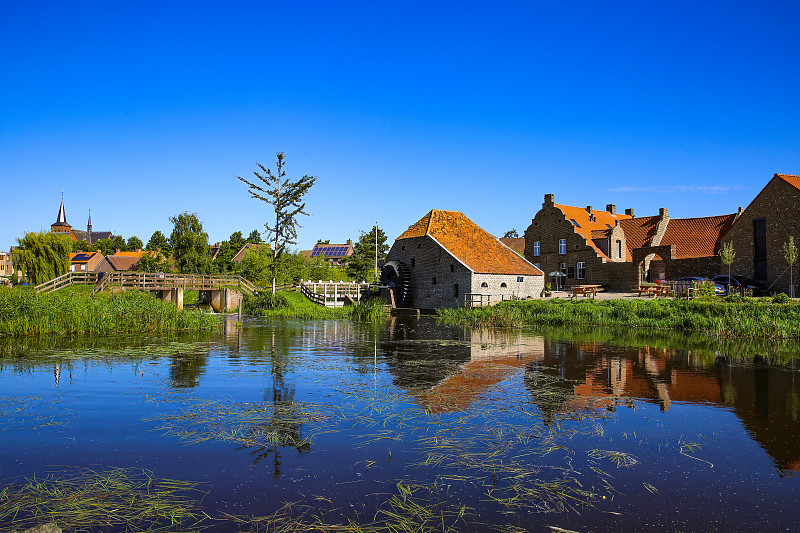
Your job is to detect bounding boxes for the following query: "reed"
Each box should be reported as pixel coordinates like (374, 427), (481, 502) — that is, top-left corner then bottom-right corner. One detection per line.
(0, 286), (220, 337)
(437, 298), (800, 339)
(244, 291), (388, 321)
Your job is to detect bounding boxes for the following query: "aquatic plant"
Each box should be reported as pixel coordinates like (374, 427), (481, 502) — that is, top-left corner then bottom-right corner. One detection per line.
(0, 286), (220, 337)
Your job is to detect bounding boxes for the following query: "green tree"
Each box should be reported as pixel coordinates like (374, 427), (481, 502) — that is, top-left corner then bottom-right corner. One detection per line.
(146, 230), (171, 253)
(93, 235), (127, 256)
(72, 239), (92, 252)
(14, 232), (72, 285)
(229, 231), (245, 252)
(239, 243), (274, 285)
(503, 229), (519, 238)
(783, 236), (798, 298)
(719, 241), (736, 285)
(127, 235), (143, 251)
(237, 152), (317, 293)
(247, 230), (263, 244)
(213, 241), (236, 273)
(169, 212), (212, 274)
(346, 225), (388, 282)
(135, 251), (173, 273)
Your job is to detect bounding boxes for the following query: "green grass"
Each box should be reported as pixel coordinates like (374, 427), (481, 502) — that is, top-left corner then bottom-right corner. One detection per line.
(438, 298), (800, 339)
(244, 290), (388, 321)
(0, 286), (220, 336)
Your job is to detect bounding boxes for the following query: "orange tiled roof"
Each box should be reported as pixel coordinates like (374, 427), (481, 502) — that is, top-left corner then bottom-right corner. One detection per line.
(397, 210), (542, 275)
(590, 229), (611, 239)
(660, 214), (737, 259)
(554, 204), (631, 259)
(777, 173), (800, 190)
(618, 216), (660, 261)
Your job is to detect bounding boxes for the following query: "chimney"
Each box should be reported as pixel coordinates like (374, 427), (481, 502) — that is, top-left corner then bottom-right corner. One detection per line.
(606, 204), (616, 215)
(347, 239), (352, 245)
(586, 205), (593, 214)
(77, 249), (82, 254)
(135, 249), (142, 253)
(215, 242), (222, 247)
(544, 193), (555, 206)
(115, 249), (120, 254)
(625, 208), (635, 218)
(659, 208), (668, 218)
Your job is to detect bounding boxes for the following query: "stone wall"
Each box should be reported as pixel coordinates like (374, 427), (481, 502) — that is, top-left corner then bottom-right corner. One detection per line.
(471, 272), (544, 302)
(720, 176), (800, 294)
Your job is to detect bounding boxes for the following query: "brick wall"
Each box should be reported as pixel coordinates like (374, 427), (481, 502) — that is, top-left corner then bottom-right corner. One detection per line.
(720, 176), (800, 294)
(471, 272), (544, 301)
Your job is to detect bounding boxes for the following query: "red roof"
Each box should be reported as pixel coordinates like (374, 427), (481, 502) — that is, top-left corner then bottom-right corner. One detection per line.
(553, 204), (631, 259)
(777, 173), (800, 190)
(618, 216), (660, 261)
(660, 214), (737, 259)
(397, 210), (542, 276)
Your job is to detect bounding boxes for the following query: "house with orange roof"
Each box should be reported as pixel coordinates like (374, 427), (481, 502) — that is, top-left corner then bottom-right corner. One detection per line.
(69, 251), (104, 272)
(720, 173), (800, 295)
(523, 194), (637, 289)
(384, 209), (544, 309)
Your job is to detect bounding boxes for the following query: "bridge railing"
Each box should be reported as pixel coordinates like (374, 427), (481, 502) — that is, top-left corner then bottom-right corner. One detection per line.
(36, 271), (261, 296)
(36, 271), (99, 294)
(299, 281), (373, 307)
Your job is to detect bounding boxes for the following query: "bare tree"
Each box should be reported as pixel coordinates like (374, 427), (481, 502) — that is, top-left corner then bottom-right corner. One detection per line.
(237, 152), (316, 293)
(783, 236), (798, 298)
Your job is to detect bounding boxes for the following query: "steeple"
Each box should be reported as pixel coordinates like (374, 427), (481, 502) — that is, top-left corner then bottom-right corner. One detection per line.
(51, 191), (72, 233)
(87, 210), (93, 244)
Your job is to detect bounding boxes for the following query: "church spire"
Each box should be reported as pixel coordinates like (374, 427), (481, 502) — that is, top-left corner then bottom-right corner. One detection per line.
(55, 191), (68, 225)
(87, 209), (93, 244)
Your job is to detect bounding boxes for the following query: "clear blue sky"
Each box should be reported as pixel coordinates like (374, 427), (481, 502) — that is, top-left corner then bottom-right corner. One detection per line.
(2, 1), (798, 252)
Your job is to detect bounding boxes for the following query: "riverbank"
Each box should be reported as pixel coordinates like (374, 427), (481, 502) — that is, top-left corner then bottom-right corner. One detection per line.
(243, 290), (387, 321)
(437, 298), (800, 339)
(0, 286), (220, 336)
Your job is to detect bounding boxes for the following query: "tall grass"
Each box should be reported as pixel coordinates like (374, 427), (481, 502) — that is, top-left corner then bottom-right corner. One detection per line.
(243, 291), (388, 321)
(0, 286), (220, 336)
(438, 298), (800, 339)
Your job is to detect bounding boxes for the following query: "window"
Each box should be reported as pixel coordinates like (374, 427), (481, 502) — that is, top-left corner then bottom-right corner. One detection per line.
(453, 284), (459, 298)
(560, 262), (566, 275)
(411, 258), (415, 267)
(517, 276), (524, 282)
(417, 243), (422, 248)
(480, 282), (488, 288)
(577, 262), (586, 279)
(754, 219), (767, 279)
(500, 282), (507, 288)
(570, 219), (581, 228)
(432, 277), (437, 285)
(559, 239), (566, 254)
(533, 241), (540, 256)
(450, 264), (454, 272)
(616, 240), (622, 259)
(401, 245), (406, 250)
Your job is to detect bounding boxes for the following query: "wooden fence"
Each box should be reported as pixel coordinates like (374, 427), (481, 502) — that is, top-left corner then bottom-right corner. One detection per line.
(299, 281), (374, 307)
(35, 271), (259, 296)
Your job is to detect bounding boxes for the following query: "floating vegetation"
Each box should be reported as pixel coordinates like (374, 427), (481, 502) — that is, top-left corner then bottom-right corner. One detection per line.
(0, 467), (206, 532)
(0, 395), (74, 433)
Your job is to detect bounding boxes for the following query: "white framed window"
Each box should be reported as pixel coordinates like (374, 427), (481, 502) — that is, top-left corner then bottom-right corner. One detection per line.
(559, 239), (566, 255)
(533, 241), (540, 256)
(577, 262), (586, 279)
(560, 262), (566, 274)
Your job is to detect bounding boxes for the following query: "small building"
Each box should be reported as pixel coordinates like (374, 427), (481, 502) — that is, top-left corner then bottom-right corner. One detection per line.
(70, 251), (104, 272)
(720, 173), (800, 294)
(96, 251), (149, 272)
(232, 243), (263, 263)
(301, 240), (354, 266)
(0, 250), (14, 277)
(384, 209), (544, 309)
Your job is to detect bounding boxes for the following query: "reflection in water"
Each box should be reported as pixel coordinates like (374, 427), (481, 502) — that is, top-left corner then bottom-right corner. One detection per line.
(168, 354), (208, 388)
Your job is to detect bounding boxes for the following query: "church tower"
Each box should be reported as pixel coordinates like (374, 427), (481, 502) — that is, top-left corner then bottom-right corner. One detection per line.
(51, 193), (72, 234)
(87, 210), (93, 244)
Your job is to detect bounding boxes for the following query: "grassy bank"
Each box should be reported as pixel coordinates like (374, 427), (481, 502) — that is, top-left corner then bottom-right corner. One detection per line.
(243, 290), (388, 321)
(438, 298), (800, 339)
(0, 286), (220, 336)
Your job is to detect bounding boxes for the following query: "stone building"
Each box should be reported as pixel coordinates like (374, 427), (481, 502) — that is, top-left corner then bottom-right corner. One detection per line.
(384, 210), (543, 309)
(720, 173), (800, 294)
(523, 194), (635, 289)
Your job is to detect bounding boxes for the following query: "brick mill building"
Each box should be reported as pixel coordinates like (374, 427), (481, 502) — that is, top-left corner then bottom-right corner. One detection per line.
(720, 173), (800, 294)
(384, 209), (544, 309)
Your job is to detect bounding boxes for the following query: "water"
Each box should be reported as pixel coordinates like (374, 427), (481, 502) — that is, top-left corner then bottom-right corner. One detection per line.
(1, 316), (799, 531)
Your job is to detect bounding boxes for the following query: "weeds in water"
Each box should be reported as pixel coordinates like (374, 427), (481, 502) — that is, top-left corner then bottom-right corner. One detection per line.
(0, 467), (205, 532)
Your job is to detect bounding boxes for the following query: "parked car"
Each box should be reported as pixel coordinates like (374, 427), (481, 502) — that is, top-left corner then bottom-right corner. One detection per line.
(677, 276), (725, 295)
(710, 275), (767, 296)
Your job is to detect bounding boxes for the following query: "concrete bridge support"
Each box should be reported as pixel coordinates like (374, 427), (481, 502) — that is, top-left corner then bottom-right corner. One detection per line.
(158, 288), (184, 307)
(205, 288), (241, 312)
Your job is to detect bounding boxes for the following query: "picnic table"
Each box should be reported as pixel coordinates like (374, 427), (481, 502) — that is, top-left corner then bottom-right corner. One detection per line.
(633, 285), (670, 298)
(569, 285), (604, 299)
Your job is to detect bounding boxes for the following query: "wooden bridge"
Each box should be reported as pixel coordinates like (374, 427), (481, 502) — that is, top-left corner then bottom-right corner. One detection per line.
(35, 271), (260, 312)
(299, 280), (374, 307)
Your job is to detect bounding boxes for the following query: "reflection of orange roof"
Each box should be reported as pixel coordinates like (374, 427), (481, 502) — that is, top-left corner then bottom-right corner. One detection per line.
(660, 214), (737, 259)
(554, 204), (631, 259)
(398, 210), (542, 276)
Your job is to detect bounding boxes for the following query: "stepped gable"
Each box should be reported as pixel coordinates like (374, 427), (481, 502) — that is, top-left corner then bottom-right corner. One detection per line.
(660, 214), (737, 259)
(554, 203), (631, 259)
(397, 210), (542, 276)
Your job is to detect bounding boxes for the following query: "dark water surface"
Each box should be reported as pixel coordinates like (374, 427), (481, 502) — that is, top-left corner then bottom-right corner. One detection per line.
(1, 316), (800, 532)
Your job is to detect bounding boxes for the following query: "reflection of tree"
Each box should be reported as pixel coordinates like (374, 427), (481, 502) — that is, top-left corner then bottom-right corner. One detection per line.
(251, 332), (310, 479)
(168, 354), (209, 388)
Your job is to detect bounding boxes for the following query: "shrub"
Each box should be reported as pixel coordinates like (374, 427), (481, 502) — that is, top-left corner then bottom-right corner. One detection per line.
(243, 291), (289, 314)
(698, 281), (717, 298)
(773, 292), (792, 304)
